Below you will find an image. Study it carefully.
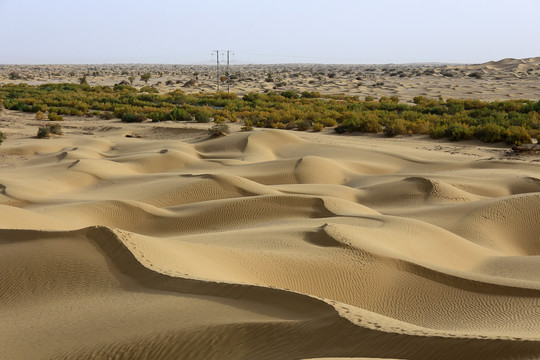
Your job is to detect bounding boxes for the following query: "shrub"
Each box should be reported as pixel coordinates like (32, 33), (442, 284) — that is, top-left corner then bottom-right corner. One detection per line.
(194, 108), (212, 123)
(99, 112), (115, 120)
(296, 120), (312, 131)
(301, 91), (320, 98)
(318, 117), (338, 127)
(167, 107), (192, 121)
(121, 113), (146, 123)
(447, 123), (474, 141)
(149, 111), (166, 122)
(241, 120), (254, 131)
(140, 86), (158, 93)
(35, 111), (47, 120)
(504, 126), (531, 145)
(281, 90), (299, 99)
(208, 122), (230, 136)
(429, 124), (448, 139)
(468, 71), (483, 79)
(475, 123), (505, 143)
(140, 73), (151, 84)
(407, 119), (431, 134)
(365, 95), (375, 102)
(0, 130), (5, 144)
(49, 124), (63, 135)
(346, 114), (382, 133)
(312, 123), (324, 132)
(383, 118), (409, 137)
(9, 72), (21, 80)
(47, 112), (63, 121)
(37, 126), (51, 138)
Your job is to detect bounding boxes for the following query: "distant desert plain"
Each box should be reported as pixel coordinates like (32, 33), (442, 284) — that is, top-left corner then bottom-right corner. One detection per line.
(1, 58), (540, 360)
(1, 57), (539, 101)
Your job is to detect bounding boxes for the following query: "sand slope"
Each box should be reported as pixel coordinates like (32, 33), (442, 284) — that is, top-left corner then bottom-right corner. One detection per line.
(1, 125), (540, 359)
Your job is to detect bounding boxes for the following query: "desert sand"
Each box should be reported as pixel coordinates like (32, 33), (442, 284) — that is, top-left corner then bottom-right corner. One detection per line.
(1, 105), (540, 359)
(1, 57), (539, 101)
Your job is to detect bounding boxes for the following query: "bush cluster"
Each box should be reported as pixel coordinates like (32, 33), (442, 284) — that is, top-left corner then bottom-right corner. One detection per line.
(0, 83), (538, 145)
(37, 124), (63, 138)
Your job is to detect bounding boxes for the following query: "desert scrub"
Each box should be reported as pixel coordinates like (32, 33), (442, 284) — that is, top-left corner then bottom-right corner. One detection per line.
(35, 111), (47, 120)
(194, 108), (213, 123)
(208, 122), (230, 136)
(312, 123), (324, 132)
(37, 127), (50, 138)
(505, 126), (532, 145)
(167, 107), (192, 121)
(383, 118), (409, 137)
(37, 124), (63, 138)
(47, 112), (63, 121)
(121, 113), (146, 123)
(241, 120), (254, 131)
(0, 130), (5, 144)
(0, 83), (539, 145)
(49, 124), (63, 135)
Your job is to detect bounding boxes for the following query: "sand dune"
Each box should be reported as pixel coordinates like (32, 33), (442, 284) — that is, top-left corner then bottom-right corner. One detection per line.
(1, 118), (540, 359)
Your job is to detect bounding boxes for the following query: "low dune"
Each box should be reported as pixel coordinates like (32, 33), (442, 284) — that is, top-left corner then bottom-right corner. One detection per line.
(1, 111), (540, 359)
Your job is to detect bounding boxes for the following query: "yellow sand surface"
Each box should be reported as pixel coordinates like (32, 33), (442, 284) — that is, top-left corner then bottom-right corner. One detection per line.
(1, 111), (539, 359)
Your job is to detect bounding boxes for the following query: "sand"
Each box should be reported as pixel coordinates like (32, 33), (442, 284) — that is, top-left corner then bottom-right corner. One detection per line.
(1, 108), (539, 360)
(1, 57), (539, 102)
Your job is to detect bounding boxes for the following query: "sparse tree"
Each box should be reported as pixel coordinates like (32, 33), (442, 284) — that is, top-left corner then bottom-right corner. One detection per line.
(140, 73), (151, 84)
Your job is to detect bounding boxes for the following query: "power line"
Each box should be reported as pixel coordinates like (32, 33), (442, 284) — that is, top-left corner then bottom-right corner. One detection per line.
(212, 50), (234, 93)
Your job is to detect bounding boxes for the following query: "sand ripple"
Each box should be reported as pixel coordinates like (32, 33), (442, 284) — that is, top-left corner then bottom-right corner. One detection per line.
(1, 130), (540, 359)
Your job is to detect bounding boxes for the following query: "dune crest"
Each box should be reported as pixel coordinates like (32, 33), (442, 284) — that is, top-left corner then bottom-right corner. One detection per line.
(1, 127), (540, 359)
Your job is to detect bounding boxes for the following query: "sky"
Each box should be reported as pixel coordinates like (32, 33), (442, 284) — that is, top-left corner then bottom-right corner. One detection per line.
(1, 0), (539, 65)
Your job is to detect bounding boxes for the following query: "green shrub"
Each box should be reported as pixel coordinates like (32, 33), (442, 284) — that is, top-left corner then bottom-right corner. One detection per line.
(296, 120), (312, 131)
(47, 112), (63, 121)
(241, 120), (254, 131)
(35, 111), (47, 120)
(121, 113), (146, 123)
(281, 90), (299, 99)
(505, 126), (531, 145)
(383, 118), (409, 137)
(149, 111), (166, 122)
(447, 123), (474, 141)
(194, 108), (212, 123)
(429, 124), (448, 139)
(99, 112), (115, 120)
(167, 107), (192, 121)
(139, 86), (158, 93)
(345, 114), (382, 133)
(406, 119), (430, 134)
(318, 117), (338, 127)
(140, 73), (151, 84)
(312, 123), (324, 132)
(49, 124), (63, 135)
(301, 91), (320, 98)
(208, 122), (230, 136)
(475, 123), (505, 143)
(37, 126), (51, 138)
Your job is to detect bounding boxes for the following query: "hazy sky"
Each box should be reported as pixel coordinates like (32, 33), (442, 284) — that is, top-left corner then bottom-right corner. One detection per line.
(1, 0), (539, 64)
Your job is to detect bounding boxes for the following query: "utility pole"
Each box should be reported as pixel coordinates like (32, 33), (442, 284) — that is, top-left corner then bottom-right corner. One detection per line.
(226, 50), (230, 94)
(212, 50), (233, 93)
(212, 50), (220, 92)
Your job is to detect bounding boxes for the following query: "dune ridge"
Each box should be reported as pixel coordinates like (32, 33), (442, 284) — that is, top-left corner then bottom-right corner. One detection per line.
(1, 128), (540, 359)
